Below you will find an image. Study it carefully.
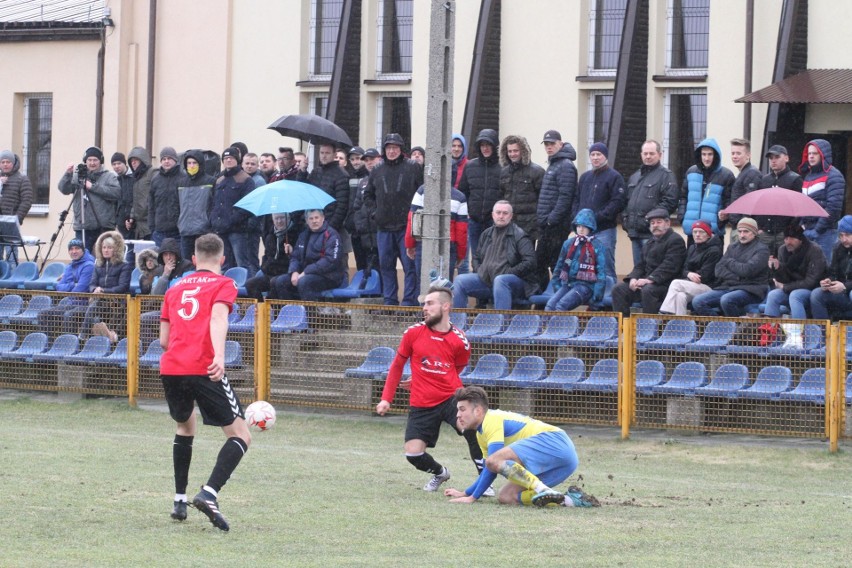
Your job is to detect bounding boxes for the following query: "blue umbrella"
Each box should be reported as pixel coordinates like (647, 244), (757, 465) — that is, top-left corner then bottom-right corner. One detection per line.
(234, 180), (335, 216)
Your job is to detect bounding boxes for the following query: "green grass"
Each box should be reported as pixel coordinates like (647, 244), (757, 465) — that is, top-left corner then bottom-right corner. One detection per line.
(1, 395), (851, 567)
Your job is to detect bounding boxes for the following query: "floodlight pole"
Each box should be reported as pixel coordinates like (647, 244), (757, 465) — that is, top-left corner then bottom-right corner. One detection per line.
(419, 0), (456, 298)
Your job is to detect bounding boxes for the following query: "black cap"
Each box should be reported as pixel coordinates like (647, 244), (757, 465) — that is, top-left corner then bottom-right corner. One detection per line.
(363, 148), (380, 159)
(645, 208), (670, 221)
(348, 146), (365, 157)
(541, 130), (562, 143)
(765, 144), (788, 157)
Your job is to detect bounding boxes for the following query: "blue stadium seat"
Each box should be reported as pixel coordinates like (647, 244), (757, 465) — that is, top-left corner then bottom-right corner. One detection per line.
(1, 332), (48, 361)
(464, 313), (504, 341)
(573, 358), (619, 393)
(65, 336), (112, 365)
(765, 324), (823, 357)
(139, 339), (165, 367)
(0, 261), (39, 289)
(0, 260), (9, 279)
(344, 346), (395, 379)
(462, 353), (509, 386)
(270, 304), (309, 333)
(31, 334), (79, 363)
(635, 318), (659, 347)
(650, 361), (707, 395)
(565, 316), (618, 347)
(526, 279), (556, 309)
(129, 267), (142, 296)
(318, 272), (351, 299)
(634, 360), (666, 395)
(8, 295), (53, 325)
(490, 314), (541, 344)
(738, 365), (793, 400)
(532, 315), (579, 346)
(224, 267), (249, 289)
(449, 311), (467, 332)
(778, 368), (826, 404)
(684, 320), (737, 354)
(495, 355), (547, 387)
(100, 338), (129, 367)
(321, 270), (381, 299)
(22, 262), (67, 291)
(641, 319), (696, 350)
(224, 340), (243, 369)
(0, 329), (17, 356)
(400, 359), (412, 379)
(229, 304), (256, 332)
(694, 363), (750, 398)
(0, 294), (24, 322)
(536, 357), (585, 390)
(228, 303), (242, 324)
(846, 373), (852, 404)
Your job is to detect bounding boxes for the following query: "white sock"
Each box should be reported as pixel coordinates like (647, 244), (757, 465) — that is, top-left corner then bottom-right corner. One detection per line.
(533, 481), (549, 493)
(203, 485), (218, 498)
(174, 493), (187, 503)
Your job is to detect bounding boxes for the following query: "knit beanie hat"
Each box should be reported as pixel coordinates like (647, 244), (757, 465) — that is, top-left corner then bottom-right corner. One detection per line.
(0, 150), (14, 163)
(783, 223), (805, 240)
(222, 146), (241, 161)
(692, 220), (713, 237)
(83, 146), (104, 163)
(838, 215), (852, 234)
(737, 217), (759, 235)
(68, 238), (85, 251)
(589, 142), (609, 158)
(159, 146), (178, 162)
(111, 152), (126, 165)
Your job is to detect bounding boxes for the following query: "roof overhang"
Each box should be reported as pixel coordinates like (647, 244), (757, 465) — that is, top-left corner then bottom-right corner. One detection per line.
(736, 69), (852, 104)
(0, 21), (101, 42)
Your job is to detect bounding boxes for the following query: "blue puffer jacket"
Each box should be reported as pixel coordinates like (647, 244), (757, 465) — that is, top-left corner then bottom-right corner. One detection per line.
(678, 138), (735, 236)
(56, 251), (95, 293)
(210, 166), (253, 234)
(549, 208), (607, 301)
(289, 220), (345, 283)
(799, 138), (846, 234)
(537, 143), (578, 229)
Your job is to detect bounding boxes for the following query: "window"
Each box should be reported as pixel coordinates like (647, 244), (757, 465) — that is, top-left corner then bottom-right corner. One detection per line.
(663, 88), (707, 183)
(666, 0), (709, 75)
(377, 0), (413, 77)
(587, 90), (614, 150)
(21, 94), (52, 209)
(375, 93), (412, 148)
(309, 0), (343, 79)
(310, 94), (329, 118)
(588, 0), (627, 75)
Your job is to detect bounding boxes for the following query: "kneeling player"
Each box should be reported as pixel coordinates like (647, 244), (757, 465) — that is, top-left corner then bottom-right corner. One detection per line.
(444, 386), (599, 507)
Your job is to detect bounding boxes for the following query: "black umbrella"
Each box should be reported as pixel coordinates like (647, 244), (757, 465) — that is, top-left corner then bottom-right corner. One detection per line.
(268, 114), (353, 148)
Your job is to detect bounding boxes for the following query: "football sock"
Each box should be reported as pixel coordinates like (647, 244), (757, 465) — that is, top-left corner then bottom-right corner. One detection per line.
(463, 429), (485, 473)
(499, 460), (547, 492)
(519, 489), (535, 506)
(206, 437), (248, 493)
(173, 435), (194, 495)
(406, 452), (443, 475)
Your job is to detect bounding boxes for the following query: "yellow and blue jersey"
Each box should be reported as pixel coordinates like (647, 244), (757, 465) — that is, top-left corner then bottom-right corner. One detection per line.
(477, 409), (560, 458)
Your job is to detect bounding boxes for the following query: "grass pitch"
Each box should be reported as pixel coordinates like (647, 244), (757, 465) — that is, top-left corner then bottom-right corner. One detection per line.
(1, 394), (851, 567)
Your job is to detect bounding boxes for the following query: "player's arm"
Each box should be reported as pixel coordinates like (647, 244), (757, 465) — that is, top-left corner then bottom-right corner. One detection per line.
(159, 320), (170, 350)
(207, 301), (229, 382)
(376, 352), (408, 415)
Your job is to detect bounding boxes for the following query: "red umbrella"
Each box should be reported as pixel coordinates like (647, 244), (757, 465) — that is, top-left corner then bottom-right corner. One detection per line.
(722, 186), (829, 218)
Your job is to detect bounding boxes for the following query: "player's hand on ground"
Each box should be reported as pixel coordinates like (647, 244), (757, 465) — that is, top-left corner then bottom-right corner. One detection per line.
(399, 378), (412, 391)
(443, 488), (466, 498)
(376, 400), (390, 415)
(207, 355), (225, 382)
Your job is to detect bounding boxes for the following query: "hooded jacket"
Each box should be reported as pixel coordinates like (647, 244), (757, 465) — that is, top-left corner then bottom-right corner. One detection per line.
(678, 138), (735, 236)
(135, 248), (160, 295)
(128, 146), (154, 238)
(0, 154), (33, 223)
(151, 237), (195, 295)
(573, 161), (626, 233)
(404, 184), (468, 261)
(459, 129), (502, 224)
(623, 162), (679, 239)
(114, 164), (135, 228)
(148, 160), (184, 235)
(827, 241), (852, 292)
(58, 165), (121, 231)
(289, 220), (345, 284)
(799, 139), (846, 234)
(363, 148), (424, 232)
(56, 249), (95, 293)
(307, 159), (350, 230)
(680, 234), (723, 287)
(88, 231), (132, 293)
(210, 166), (253, 234)
(537, 142), (578, 229)
(499, 135), (545, 239)
(451, 133), (468, 189)
(550, 208), (607, 301)
(771, 237), (826, 293)
(178, 149), (215, 237)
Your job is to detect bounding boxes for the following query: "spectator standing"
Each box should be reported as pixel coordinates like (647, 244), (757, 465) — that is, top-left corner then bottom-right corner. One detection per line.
(623, 140), (679, 266)
(148, 146), (184, 248)
(410, 146), (426, 166)
(719, 138), (762, 229)
(678, 138), (735, 244)
(0, 150), (33, 264)
(572, 142), (626, 281)
(210, 147), (254, 270)
(535, 130), (578, 290)
(111, 152), (135, 240)
(241, 152), (265, 276)
(499, 134), (544, 242)
(351, 148), (381, 276)
(258, 152), (278, 182)
(611, 208), (686, 317)
(658, 221), (723, 315)
(177, 149), (215, 261)
(343, 146), (370, 271)
(755, 145), (803, 252)
(363, 133), (423, 306)
(459, 129), (502, 265)
(127, 146), (153, 240)
(405, 182), (468, 282)
(58, 146), (121, 252)
(451, 134), (468, 189)
(800, 138), (846, 263)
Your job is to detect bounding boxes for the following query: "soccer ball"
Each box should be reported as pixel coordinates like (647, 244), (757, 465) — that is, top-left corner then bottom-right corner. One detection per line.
(245, 401), (276, 431)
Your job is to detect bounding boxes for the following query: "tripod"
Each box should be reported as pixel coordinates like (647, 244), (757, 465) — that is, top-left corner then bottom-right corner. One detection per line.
(40, 191), (77, 272)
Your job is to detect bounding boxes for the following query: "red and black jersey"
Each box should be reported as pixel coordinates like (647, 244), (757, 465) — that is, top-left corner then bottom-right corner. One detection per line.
(160, 270), (237, 375)
(381, 322), (470, 408)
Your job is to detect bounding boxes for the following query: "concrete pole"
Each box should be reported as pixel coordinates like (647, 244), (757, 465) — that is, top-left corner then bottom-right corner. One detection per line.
(419, 0), (456, 298)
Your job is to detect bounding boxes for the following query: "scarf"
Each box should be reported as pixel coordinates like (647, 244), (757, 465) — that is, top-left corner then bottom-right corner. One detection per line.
(562, 235), (598, 283)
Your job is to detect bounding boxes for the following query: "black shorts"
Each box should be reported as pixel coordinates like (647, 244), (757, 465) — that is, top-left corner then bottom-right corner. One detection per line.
(161, 374), (244, 427)
(404, 396), (465, 447)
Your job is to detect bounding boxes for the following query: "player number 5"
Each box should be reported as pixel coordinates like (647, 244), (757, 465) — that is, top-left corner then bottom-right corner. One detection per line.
(177, 287), (201, 320)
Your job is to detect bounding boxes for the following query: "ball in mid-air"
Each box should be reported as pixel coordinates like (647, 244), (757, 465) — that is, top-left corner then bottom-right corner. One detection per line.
(245, 400), (276, 431)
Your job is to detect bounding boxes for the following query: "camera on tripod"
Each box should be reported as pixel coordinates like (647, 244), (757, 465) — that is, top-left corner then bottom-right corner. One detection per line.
(76, 163), (89, 179)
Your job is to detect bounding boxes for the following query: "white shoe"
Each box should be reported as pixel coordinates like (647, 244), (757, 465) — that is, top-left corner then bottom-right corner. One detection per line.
(482, 486), (496, 497)
(423, 467), (451, 491)
(780, 323), (803, 349)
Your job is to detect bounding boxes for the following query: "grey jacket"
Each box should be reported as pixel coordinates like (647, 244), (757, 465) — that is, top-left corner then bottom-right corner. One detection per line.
(58, 167), (121, 231)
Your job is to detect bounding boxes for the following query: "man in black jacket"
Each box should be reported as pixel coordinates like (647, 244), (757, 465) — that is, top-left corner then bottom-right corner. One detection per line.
(307, 143), (350, 233)
(363, 134), (424, 306)
(719, 138), (762, 231)
(611, 208), (686, 317)
(755, 144), (803, 252)
(452, 201), (539, 310)
(459, 129), (502, 263)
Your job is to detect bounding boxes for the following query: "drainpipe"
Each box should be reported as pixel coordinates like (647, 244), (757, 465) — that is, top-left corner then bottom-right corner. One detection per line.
(744, 0), (754, 140)
(145, 0), (157, 153)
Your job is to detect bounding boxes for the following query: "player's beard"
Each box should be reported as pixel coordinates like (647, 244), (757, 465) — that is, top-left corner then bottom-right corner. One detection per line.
(424, 311), (442, 328)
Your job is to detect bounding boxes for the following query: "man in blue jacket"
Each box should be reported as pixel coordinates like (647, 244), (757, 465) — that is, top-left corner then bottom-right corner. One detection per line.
(269, 209), (343, 301)
(37, 239), (96, 340)
(678, 138), (735, 246)
(800, 138), (846, 263)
